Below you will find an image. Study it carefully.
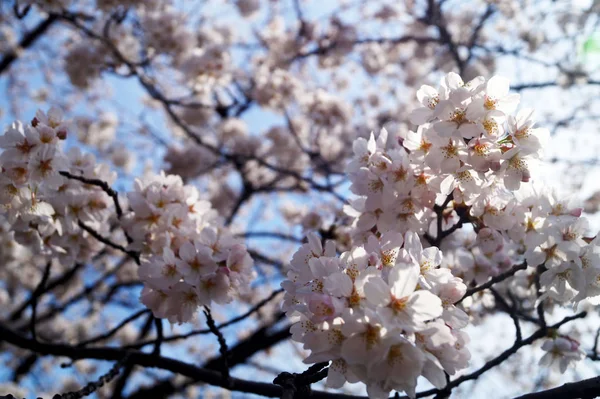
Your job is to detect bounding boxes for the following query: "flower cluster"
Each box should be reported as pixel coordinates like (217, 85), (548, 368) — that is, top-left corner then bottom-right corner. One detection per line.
(0, 108), (116, 266)
(0, 109), (257, 325)
(140, 6), (195, 58)
(123, 172), (256, 324)
(282, 231), (469, 398)
(343, 73), (600, 307)
(282, 73), (600, 397)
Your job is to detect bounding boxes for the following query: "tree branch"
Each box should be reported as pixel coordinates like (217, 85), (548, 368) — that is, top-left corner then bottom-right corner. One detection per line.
(0, 14), (58, 74)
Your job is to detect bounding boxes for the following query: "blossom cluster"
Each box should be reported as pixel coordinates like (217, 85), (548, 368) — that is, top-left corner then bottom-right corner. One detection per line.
(123, 172), (256, 324)
(282, 73), (600, 397)
(343, 73), (600, 308)
(282, 231), (469, 398)
(0, 109), (256, 325)
(0, 108), (116, 266)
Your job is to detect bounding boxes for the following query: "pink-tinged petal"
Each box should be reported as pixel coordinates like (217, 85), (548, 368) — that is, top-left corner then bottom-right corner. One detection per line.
(434, 121), (457, 137)
(422, 355), (446, 388)
(559, 358), (569, 373)
(408, 290), (443, 320)
(465, 98), (485, 120)
(307, 231), (323, 255)
(417, 85), (438, 104)
(449, 88), (471, 105)
(367, 132), (377, 154)
(410, 108), (432, 125)
(487, 76), (510, 98)
(381, 231), (404, 251)
(325, 360), (348, 389)
(404, 231), (423, 260)
(377, 128), (388, 148)
(325, 272), (353, 297)
(352, 137), (369, 157)
(440, 175), (455, 196)
(503, 167), (522, 190)
(458, 123), (482, 139)
(357, 212), (377, 231)
(443, 306), (469, 329)
(538, 352), (553, 367)
(445, 72), (464, 89)
(526, 249), (546, 267)
(163, 247), (176, 263)
(422, 247), (442, 265)
(340, 334), (369, 364)
(364, 276), (391, 307)
(179, 241), (196, 262)
(389, 264), (419, 298)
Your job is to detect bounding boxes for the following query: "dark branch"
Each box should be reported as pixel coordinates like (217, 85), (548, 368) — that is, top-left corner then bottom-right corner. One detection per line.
(0, 14), (58, 74)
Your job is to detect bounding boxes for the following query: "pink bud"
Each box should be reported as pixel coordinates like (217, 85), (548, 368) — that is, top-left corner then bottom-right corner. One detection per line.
(368, 252), (379, 266)
(570, 208), (583, 218)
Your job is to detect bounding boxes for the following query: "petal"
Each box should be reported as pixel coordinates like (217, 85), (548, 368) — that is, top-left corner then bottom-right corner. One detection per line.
(422, 247), (442, 266)
(417, 85), (438, 103)
(440, 175), (455, 196)
(434, 121), (457, 137)
(409, 291), (443, 320)
(364, 276), (391, 307)
(458, 123), (482, 138)
(341, 334), (368, 364)
(179, 241), (196, 262)
(410, 108), (432, 125)
(404, 231), (423, 260)
(307, 232), (323, 255)
(390, 264), (419, 298)
(487, 76), (510, 98)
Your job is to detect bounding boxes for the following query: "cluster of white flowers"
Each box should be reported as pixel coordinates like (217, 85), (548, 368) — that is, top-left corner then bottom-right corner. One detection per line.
(123, 172), (256, 324)
(63, 42), (107, 89)
(0, 108), (116, 266)
(253, 67), (304, 111)
(64, 25), (140, 89)
(163, 144), (217, 180)
(303, 89), (353, 129)
(180, 46), (233, 96)
(282, 231), (469, 398)
(440, 227), (517, 285)
(0, 109), (257, 325)
(282, 73), (600, 397)
(344, 73), (600, 306)
(140, 6), (195, 58)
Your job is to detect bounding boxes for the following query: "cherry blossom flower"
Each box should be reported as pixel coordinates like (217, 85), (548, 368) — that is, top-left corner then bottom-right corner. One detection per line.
(539, 337), (585, 373)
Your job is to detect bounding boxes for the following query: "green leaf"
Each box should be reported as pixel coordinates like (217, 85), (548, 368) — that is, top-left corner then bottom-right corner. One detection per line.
(583, 35), (600, 55)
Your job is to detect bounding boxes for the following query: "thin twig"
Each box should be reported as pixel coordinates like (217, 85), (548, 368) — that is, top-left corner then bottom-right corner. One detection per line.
(125, 289), (283, 349)
(60, 171), (124, 218)
(30, 262), (52, 342)
(456, 262), (528, 304)
(204, 307), (231, 385)
(76, 309), (150, 347)
(78, 220), (140, 265)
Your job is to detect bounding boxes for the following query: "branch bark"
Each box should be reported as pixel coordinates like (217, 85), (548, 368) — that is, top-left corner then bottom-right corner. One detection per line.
(0, 14), (58, 74)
